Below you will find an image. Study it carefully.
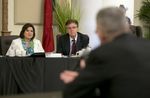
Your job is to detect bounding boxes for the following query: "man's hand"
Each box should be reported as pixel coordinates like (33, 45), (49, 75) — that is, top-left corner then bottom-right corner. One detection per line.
(60, 71), (79, 84)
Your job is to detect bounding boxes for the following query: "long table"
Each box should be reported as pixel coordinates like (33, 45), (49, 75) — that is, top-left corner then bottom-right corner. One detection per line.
(0, 57), (79, 96)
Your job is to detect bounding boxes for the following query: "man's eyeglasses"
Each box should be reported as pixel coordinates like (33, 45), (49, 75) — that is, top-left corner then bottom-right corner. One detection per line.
(66, 26), (77, 30)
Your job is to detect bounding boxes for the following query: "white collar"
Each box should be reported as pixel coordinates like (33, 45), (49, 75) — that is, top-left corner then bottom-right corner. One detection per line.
(70, 33), (78, 42)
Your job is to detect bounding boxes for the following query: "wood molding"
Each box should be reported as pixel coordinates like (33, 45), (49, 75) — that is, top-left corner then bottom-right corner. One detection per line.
(1, 0), (11, 36)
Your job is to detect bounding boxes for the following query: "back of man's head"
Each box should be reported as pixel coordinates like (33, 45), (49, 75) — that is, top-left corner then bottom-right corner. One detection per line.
(96, 7), (127, 36)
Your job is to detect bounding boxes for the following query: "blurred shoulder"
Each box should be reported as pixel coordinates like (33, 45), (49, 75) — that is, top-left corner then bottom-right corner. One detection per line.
(89, 41), (122, 60)
(78, 32), (88, 37)
(33, 39), (42, 43)
(78, 32), (89, 39)
(61, 33), (69, 38)
(59, 33), (69, 42)
(12, 38), (22, 43)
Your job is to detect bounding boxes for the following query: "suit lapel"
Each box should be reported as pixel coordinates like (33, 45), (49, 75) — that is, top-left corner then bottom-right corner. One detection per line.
(66, 34), (70, 55)
(76, 33), (81, 51)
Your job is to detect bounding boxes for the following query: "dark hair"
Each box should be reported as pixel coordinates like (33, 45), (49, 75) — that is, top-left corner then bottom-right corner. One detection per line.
(19, 23), (35, 40)
(119, 5), (126, 10)
(126, 17), (131, 25)
(65, 19), (79, 27)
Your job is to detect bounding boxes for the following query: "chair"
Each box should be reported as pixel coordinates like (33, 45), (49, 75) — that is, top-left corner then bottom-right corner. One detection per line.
(56, 34), (62, 52)
(0, 35), (19, 55)
(135, 26), (143, 37)
(130, 25), (143, 38)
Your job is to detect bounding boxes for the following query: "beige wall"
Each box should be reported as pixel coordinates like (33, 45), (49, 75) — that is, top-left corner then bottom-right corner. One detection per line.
(0, 0), (2, 36)
(133, 0), (143, 26)
(8, 0), (43, 40)
(72, 0), (102, 48)
(14, 0), (44, 25)
(72, 0), (136, 48)
(133, 0), (145, 36)
(103, 0), (134, 24)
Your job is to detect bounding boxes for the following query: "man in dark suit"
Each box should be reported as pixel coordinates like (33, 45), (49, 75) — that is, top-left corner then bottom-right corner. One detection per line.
(56, 19), (89, 56)
(60, 7), (150, 98)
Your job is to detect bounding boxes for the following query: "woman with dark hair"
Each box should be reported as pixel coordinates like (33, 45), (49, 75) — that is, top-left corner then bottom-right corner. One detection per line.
(6, 23), (44, 56)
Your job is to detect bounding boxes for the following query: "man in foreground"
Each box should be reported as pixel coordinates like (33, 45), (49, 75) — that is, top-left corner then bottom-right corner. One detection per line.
(61, 7), (150, 98)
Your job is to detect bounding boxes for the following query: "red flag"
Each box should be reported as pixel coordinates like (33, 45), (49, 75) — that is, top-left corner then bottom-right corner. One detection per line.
(42, 0), (54, 52)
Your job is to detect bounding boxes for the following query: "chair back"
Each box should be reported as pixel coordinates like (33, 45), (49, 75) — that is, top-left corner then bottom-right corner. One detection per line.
(0, 35), (19, 55)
